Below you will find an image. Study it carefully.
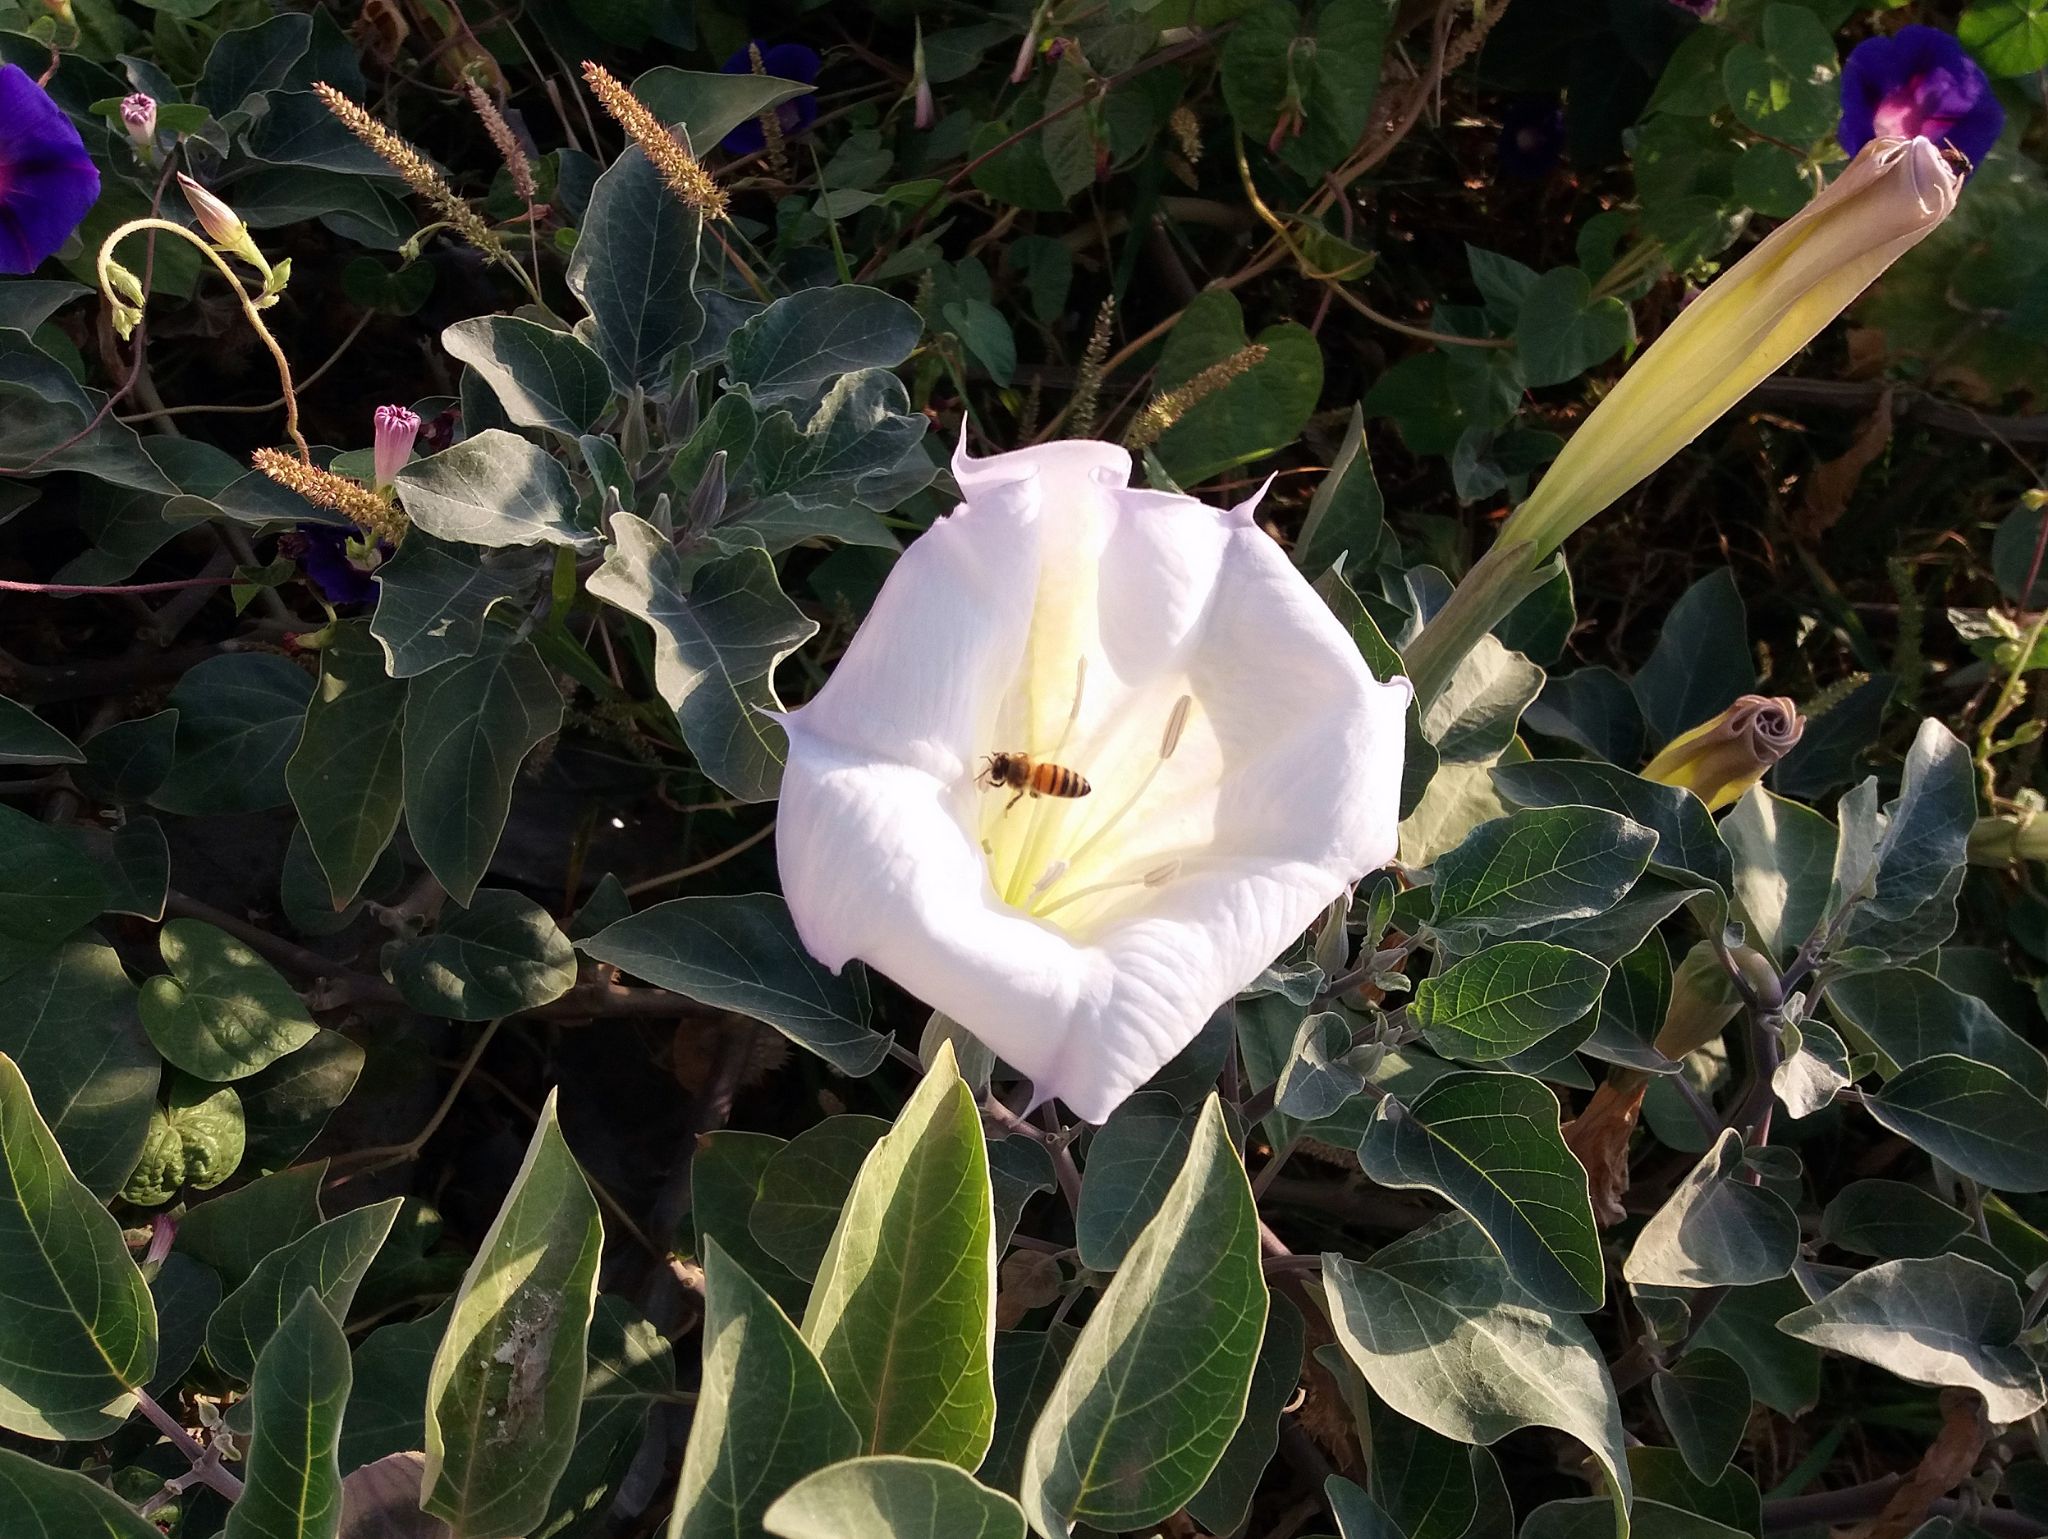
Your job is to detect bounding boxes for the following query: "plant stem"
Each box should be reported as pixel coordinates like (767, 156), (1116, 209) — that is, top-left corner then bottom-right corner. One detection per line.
(133, 1387), (244, 1502)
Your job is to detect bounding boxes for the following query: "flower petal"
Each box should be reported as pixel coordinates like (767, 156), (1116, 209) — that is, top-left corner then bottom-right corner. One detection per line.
(781, 474), (1039, 779)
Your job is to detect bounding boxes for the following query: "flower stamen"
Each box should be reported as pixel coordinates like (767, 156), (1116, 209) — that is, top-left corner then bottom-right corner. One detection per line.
(1027, 693), (1194, 910)
(1034, 859), (1182, 921)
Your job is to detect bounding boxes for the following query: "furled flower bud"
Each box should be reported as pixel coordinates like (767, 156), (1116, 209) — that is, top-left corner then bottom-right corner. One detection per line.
(177, 174), (263, 266)
(1641, 694), (1806, 812)
(372, 404), (421, 492)
(1405, 137), (1963, 711)
(1500, 137), (1960, 562)
(912, 23), (935, 131)
(120, 92), (156, 151)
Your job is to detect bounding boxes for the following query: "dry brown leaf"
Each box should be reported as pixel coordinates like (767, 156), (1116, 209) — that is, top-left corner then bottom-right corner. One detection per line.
(1562, 1077), (1649, 1227)
(1849, 1388), (1987, 1539)
(1797, 388), (1892, 539)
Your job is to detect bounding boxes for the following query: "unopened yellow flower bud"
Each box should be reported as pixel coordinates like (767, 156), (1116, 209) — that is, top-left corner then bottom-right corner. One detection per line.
(1503, 136), (1959, 559)
(1641, 695), (1805, 813)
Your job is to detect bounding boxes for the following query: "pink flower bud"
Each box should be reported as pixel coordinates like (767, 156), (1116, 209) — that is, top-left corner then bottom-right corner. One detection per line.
(914, 75), (935, 131)
(373, 404), (421, 490)
(1641, 694), (1807, 812)
(120, 92), (156, 147)
(177, 174), (259, 263)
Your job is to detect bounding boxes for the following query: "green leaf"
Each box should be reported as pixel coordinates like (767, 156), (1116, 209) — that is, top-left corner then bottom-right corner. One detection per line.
(1321, 1215), (1629, 1527)
(1650, 1349), (1752, 1484)
(1722, 2), (1840, 142)
(579, 895), (889, 1076)
(369, 532), (550, 679)
(535, 1293), (676, 1539)
(395, 430), (594, 550)
(1961, 0), (2048, 76)
(339, 1299), (452, 1471)
(1827, 968), (2046, 1092)
(1326, 1478), (1403, 1537)
(1221, 0), (1397, 178)
(1150, 290), (1325, 486)
(1515, 267), (1633, 388)
(586, 522), (817, 803)
(726, 286), (923, 404)
(1429, 806), (1656, 946)
(1623, 1129), (1799, 1289)
(1492, 759), (1732, 900)
(225, 1290), (351, 1539)
(0, 1053), (157, 1438)
(1632, 569), (1752, 746)
(124, 1074), (245, 1204)
(1820, 1179), (1971, 1260)
(802, 1043), (995, 1465)
(1021, 1097), (1267, 1536)
(1412, 942), (1608, 1062)
(749, 1114), (890, 1278)
(238, 1029), (365, 1174)
(669, 1237), (862, 1539)
(1358, 1072), (1604, 1313)
(0, 1445), (164, 1538)
(402, 623), (563, 906)
(1295, 405), (1385, 576)
(1865, 1054), (2048, 1192)
(89, 818), (169, 922)
(1423, 634), (1543, 766)
(1722, 787), (1833, 963)
(0, 695), (82, 766)
(1364, 1397), (1506, 1539)
(139, 919), (319, 1082)
(566, 145), (705, 397)
(980, 1329), (1074, 1498)
(1687, 1277), (1819, 1417)
(442, 316), (613, 436)
(1838, 719), (1974, 957)
(634, 66), (815, 162)
(153, 653), (313, 815)
(1187, 1299), (1305, 1536)
(0, 939), (155, 1199)
(765, 1456), (1026, 1539)
(1275, 1013), (1369, 1122)
(1523, 1498), (1737, 1539)
(423, 1090), (602, 1538)
(0, 804), (108, 981)
(385, 889), (577, 1020)
(206, 1198), (400, 1381)
(1777, 1255), (2046, 1422)
(76, 707), (180, 804)
(178, 1163), (326, 1288)
(1075, 1093), (1196, 1272)
(287, 622), (406, 909)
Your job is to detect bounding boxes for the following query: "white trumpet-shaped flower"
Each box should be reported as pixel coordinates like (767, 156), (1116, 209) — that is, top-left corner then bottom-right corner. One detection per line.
(774, 440), (1410, 1123)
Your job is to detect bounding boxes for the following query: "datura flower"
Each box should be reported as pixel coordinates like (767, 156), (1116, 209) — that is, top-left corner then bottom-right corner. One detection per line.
(775, 441), (1410, 1123)
(1641, 694), (1805, 812)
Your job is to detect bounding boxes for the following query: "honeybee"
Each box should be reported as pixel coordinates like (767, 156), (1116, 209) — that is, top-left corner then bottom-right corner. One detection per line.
(978, 752), (1091, 811)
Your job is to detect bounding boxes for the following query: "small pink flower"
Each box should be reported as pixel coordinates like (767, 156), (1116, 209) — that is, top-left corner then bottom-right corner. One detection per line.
(120, 93), (156, 148)
(373, 404), (421, 491)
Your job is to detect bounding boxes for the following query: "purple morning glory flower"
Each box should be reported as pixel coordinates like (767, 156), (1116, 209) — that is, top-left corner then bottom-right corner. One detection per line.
(718, 41), (821, 156)
(1498, 98), (1566, 179)
(1840, 26), (2002, 173)
(0, 63), (101, 274)
(283, 527), (385, 608)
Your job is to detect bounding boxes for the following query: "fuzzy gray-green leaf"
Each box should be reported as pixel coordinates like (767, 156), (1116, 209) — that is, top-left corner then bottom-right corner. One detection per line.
(423, 1090), (603, 1539)
(1358, 1071), (1604, 1313)
(1021, 1096), (1267, 1537)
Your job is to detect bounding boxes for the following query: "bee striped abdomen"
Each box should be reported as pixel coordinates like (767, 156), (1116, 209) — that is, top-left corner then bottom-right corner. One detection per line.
(1029, 761), (1091, 799)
